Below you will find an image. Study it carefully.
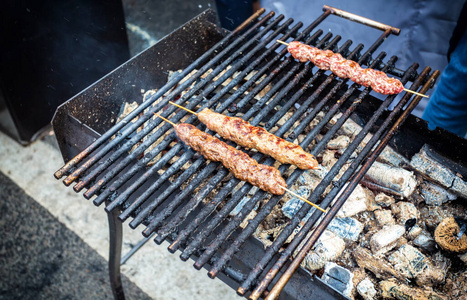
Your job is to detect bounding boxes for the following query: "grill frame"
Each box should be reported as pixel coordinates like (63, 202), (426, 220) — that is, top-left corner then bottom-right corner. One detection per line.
(52, 7), (451, 300)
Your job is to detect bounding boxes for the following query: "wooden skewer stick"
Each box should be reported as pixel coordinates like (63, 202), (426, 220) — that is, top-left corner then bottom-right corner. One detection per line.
(153, 112), (176, 126)
(154, 111), (326, 213)
(169, 101), (198, 115)
(276, 40), (429, 98)
(279, 186), (326, 213)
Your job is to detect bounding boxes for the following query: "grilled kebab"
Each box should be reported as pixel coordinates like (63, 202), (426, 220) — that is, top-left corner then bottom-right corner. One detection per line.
(196, 108), (319, 170)
(286, 41), (404, 95)
(174, 122), (286, 195)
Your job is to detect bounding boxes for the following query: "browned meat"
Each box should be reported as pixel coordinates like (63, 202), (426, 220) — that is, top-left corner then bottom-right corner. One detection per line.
(197, 109), (319, 170)
(174, 123), (286, 195)
(287, 41), (404, 95)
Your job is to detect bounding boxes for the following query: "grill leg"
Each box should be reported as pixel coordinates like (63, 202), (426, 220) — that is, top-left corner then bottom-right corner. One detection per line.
(107, 206), (125, 300)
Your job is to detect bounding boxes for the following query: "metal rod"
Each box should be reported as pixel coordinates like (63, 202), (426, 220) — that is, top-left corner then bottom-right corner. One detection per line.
(265, 68), (438, 300)
(249, 64), (425, 300)
(53, 8), (267, 180)
(190, 38), (364, 272)
(99, 17), (298, 216)
(88, 14), (289, 203)
(168, 34), (339, 256)
(76, 12), (282, 194)
(120, 233), (155, 265)
(207, 29), (394, 281)
(323, 5), (400, 35)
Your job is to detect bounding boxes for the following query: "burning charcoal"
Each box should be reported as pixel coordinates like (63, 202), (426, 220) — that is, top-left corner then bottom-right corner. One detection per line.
(387, 244), (428, 279)
(335, 117), (409, 167)
(374, 192), (396, 208)
(352, 246), (402, 280)
(434, 217), (467, 253)
(388, 245), (448, 287)
(405, 218), (417, 232)
(356, 278), (377, 300)
(281, 186), (312, 219)
(321, 262), (354, 297)
(337, 184), (371, 218)
(370, 225), (405, 255)
(459, 252), (467, 265)
(320, 149), (338, 168)
(380, 279), (447, 300)
(374, 209), (396, 227)
(410, 144), (467, 198)
(327, 217), (363, 242)
(391, 201), (419, 225)
(363, 161), (417, 198)
(419, 206), (451, 230)
(326, 135), (350, 150)
(301, 230), (345, 271)
(420, 181), (457, 206)
(406, 225), (423, 240)
(229, 196), (259, 217)
(413, 233), (437, 252)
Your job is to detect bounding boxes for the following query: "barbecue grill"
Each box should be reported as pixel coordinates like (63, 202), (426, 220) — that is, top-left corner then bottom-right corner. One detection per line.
(51, 6), (467, 300)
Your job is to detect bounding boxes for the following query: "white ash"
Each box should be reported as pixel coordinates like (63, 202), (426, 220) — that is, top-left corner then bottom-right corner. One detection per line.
(379, 279), (447, 300)
(459, 252), (467, 265)
(413, 232), (437, 252)
(420, 181), (457, 206)
(370, 225), (405, 256)
(406, 225), (423, 240)
(321, 262), (354, 297)
(326, 135), (350, 150)
(357, 278), (377, 300)
(374, 209), (396, 227)
(336, 184), (372, 218)
(301, 230), (345, 271)
(363, 161), (418, 198)
(387, 244), (429, 279)
(374, 192), (396, 208)
(327, 217), (363, 242)
(410, 144), (467, 198)
(391, 201), (420, 225)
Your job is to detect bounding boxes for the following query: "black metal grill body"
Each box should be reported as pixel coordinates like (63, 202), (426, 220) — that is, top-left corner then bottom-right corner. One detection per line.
(51, 8), (464, 300)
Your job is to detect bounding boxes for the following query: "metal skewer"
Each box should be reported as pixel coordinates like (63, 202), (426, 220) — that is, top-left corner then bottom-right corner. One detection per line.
(153, 112), (326, 213)
(276, 40), (429, 98)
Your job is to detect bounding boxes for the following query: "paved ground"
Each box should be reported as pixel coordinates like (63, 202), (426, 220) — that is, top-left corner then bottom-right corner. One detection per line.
(0, 172), (151, 300)
(0, 1), (242, 299)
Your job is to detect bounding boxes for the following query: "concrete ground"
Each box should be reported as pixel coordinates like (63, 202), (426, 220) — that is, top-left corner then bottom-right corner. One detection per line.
(0, 120), (239, 300)
(0, 1), (242, 299)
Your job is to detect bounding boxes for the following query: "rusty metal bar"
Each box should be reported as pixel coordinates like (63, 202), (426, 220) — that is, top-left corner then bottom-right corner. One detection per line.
(205, 28), (395, 284)
(152, 29), (332, 245)
(89, 14), (293, 206)
(53, 8), (267, 180)
(76, 13), (284, 195)
(101, 17), (300, 215)
(323, 5), (400, 35)
(260, 67), (439, 299)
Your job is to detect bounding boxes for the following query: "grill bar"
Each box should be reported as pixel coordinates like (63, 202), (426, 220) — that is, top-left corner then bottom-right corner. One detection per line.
(160, 34), (340, 252)
(203, 29), (395, 280)
(185, 39), (363, 269)
(92, 14), (294, 210)
(52, 7), (442, 300)
(248, 65), (427, 299)
(149, 31), (334, 243)
(54, 8), (267, 181)
(203, 56), (396, 277)
(79, 12), (283, 197)
(265, 67), (438, 300)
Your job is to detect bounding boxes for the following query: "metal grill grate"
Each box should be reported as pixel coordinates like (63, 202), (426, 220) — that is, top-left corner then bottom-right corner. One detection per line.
(54, 7), (439, 299)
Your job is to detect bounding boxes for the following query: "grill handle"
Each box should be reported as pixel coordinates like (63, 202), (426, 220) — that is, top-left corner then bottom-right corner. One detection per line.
(323, 5), (400, 35)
